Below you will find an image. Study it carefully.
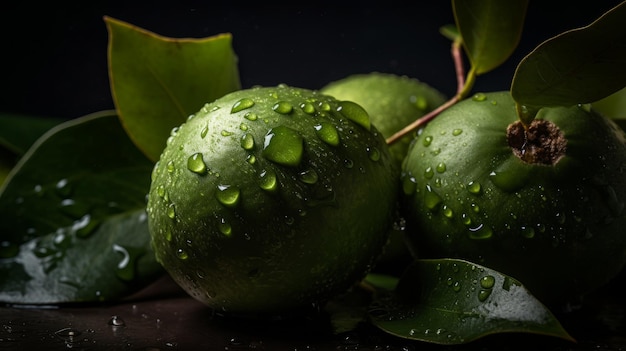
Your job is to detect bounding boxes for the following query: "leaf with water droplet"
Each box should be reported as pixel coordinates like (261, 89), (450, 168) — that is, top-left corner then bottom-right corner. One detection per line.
(0, 111), (163, 303)
(105, 16), (241, 162)
(369, 259), (574, 345)
(453, 0), (528, 75)
(511, 2), (626, 114)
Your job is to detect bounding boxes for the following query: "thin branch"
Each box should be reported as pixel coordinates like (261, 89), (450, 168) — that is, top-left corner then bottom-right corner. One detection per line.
(386, 40), (467, 145)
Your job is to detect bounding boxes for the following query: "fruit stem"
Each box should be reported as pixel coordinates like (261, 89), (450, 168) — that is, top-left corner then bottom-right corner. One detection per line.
(386, 38), (467, 145)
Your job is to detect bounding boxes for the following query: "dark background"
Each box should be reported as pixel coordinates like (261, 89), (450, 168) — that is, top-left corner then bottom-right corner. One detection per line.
(0, 1), (623, 121)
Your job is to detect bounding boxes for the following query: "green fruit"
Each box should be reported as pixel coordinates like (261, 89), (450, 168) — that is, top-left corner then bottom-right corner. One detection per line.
(147, 85), (398, 316)
(400, 91), (626, 305)
(321, 73), (447, 271)
(321, 72), (447, 167)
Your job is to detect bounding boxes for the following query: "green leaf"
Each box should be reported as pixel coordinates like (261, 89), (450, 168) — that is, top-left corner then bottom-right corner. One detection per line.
(453, 0), (528, 75)
(511, 1), (626, 108)
(368, 259), (574, 345)
(105, 16), (241, 162)
(0, 113), (65, 155)
(0, 113), (65, 185)
(0, 110), (162, 304)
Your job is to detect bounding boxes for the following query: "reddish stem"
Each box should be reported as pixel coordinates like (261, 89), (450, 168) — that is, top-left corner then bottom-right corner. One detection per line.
(386, 41), (466, 146)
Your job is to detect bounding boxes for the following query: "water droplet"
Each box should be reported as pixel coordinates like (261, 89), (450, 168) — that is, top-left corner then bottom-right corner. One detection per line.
(218, 218), (232, 236)
(521, 226), (535, 238)
(108, 316), (126, 327)
(468, 224), (492, 240)
(298, 169), (319, 184)
(489, 170), (528, 192)
(216, 185), (241, 208)
(478, 289), (492, 302)
(240, 133), (255, 150)
(272, 101), (293, 114)
(112, 244), (137, 281)
(231, 98), (255, 113)
(337, 100), (371, 130)
(167, 203), (176, 219)
(424, 166), (434, 179)
(259, 169), (278, 192)
(367, 147), (380, 161)
(436, 162), (446, 173)
(166, 161), (175, 173)
(314, 122), (340, 146)
(177, 248), (188, 260)
(424, 185), (442, 211)
(343, 159), (354, 168)
(472, 93), (487, 102)
(73, 214), (99, 238)
(402, 174), (417, 195)
(442, 205), (454, 218)
(467, 181), (482, 195)
(452, 129), (463, 136)
(480, 275), (495, 289)
(412, 95), (428, 110)
(200, 125), (209, 138)
(156, 185), (166, 197)
(300, 102), (316, 114)
(262, 126), (304, 167)
(221, 130), (234, 137)
(187, 153), (207, 174)
(55, 179), (72, 197)
(318, 101), (331, 112)
(423, 135), (433, 147)
(246, 154), (256, 164)
(244, 112), (258, 121)
(54, 327), (82, 343)
(461, 213), (472, 226)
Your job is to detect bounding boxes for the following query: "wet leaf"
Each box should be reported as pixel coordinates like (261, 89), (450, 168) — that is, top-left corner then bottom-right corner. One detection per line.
(0, 110), (162, 304)
(453, 0), (528, 75)
(105, 16), (241, 162)
(368, 259), (574, 345)
(511, 1), (626, 108)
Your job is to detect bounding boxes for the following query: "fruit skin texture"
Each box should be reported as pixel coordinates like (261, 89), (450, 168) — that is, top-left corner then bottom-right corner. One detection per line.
(147, 85), (398, 315)
(401, 91), (626, 305)
(320, 72), (447, 167)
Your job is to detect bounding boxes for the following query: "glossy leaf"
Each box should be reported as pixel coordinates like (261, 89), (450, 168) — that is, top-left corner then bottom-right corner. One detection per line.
(105, 16), (241, 162)
(511, 1), (626, 108)
(453, 0), (528, 75)
(0, 110), (162, 304)
(368, 259), (574, 345)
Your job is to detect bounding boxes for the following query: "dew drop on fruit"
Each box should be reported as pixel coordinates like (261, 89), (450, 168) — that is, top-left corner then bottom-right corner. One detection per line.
(200, 125), (209, 138)
(452, 129), (463, 136)
(166, 160), (175, 173)
(272, 101), (294, 115)
(424, 185), (442, 211)
(344, 159), (354, 169)
(467, 181), (481, 195)
(367, 146), (381, 161)
(468, 224), (492, 240)
(240, 133), (255, 150)
(423, 136), (433, 147)
(262, 126), (304, 167)
(259, 169), (278, 192)
(244, 112), (258, 121)
(300, 102), (316, 114)
(176, 248), (189, 260)
(231, 98), (255, 113)
(298, 169), (319, 184)
(521, 226), (535, 239)
(480, 275), (495, 289)
(402, 174), (417, 195)
(478, 289), (492, 302)
(216, 185), (241, 208)
(442, 205), (454, 219)
(424, 166), (434, 179)
(218, 218), (232, 236)
(436, 162), (446, 173)
(314, 122), (340, 146)
(167, 203), (176, 219)
(187, 153), (207, 175)
(489, 170), (527, 192)
(318, 101), (331, 112)
(337, 101), (371, 131)
(472, 93), (487, 102)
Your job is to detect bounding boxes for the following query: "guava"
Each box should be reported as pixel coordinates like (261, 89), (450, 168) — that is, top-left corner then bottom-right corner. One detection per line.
(400, 91), (626, 305)
(146, 84), (398, 316)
